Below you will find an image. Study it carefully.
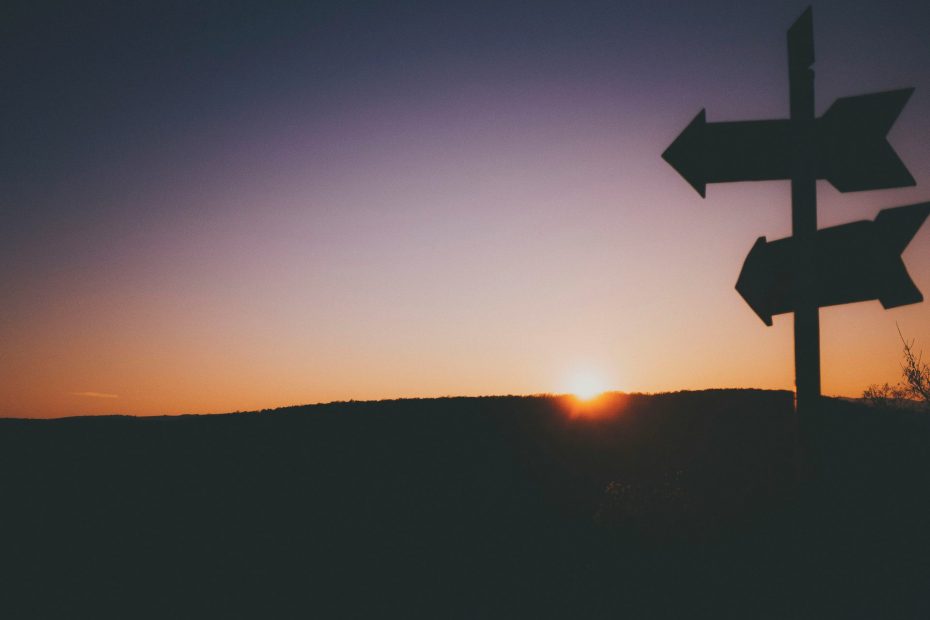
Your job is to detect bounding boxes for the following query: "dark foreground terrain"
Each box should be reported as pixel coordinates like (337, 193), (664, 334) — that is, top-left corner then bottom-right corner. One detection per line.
(3, 390), (930, 618)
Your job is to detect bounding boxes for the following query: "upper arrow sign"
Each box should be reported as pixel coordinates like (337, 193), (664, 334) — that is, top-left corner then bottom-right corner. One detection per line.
(662, 88), (915, 197)
(735, 202), (930, 325)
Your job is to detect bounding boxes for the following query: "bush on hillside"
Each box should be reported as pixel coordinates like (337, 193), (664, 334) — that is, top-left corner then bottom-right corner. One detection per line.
(864, 327), (930, 410)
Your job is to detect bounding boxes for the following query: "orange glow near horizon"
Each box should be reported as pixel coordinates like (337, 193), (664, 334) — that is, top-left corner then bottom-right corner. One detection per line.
(562, 391), (631, 419)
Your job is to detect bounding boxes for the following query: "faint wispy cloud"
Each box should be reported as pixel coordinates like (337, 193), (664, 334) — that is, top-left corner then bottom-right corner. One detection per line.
(71, 391), (119, 399)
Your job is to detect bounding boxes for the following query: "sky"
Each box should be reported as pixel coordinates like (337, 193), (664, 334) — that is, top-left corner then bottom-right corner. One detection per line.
(3, 0), (930, 417)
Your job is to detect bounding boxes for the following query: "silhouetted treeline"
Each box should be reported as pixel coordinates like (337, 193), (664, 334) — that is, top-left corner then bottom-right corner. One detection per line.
(2, 390), (929, 617)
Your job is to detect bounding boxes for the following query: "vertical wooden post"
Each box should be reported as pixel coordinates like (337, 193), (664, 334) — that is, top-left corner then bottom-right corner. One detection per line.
(788, 8), (820, 475)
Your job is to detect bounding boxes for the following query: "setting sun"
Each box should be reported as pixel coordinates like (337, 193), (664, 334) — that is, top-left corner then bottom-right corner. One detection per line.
(566, 372), (608, 401)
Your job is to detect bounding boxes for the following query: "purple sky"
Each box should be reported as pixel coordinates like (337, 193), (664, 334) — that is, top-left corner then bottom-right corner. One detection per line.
(3, 1), (930, 417)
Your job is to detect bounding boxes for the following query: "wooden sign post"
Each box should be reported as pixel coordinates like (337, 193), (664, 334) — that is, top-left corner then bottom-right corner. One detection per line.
(662, 7), (924, 430)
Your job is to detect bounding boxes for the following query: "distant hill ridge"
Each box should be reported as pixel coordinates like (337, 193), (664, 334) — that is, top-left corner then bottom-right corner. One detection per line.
(2, 387), (797, 421)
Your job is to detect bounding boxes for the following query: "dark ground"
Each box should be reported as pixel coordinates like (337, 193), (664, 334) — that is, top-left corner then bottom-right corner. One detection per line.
(2, 390), (929, 618)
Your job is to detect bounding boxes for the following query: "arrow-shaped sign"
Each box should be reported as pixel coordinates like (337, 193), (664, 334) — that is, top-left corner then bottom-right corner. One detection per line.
(662, 88), (915, 197)
(735, 202), (930, 325)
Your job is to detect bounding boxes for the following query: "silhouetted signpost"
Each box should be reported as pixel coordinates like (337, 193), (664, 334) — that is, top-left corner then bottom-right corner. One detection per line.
(663, 8), (927, 438)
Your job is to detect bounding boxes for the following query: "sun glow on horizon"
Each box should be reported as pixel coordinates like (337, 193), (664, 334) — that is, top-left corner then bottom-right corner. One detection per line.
(565, 371), (610, 402)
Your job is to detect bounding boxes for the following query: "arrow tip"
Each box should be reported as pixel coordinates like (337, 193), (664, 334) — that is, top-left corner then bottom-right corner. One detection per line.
(736, 236), (774, 326)
(662, 110), (707, 198)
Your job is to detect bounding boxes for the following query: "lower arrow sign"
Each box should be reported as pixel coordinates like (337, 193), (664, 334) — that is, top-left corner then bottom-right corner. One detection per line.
(736, 202), (930, 325)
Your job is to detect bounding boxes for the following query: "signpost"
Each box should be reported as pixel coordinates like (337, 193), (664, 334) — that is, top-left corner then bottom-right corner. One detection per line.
(662, 7), (926, 425)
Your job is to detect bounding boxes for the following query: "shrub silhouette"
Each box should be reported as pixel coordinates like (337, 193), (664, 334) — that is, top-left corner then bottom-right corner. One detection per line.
(864, 326), (930, 409)
(862, 382), (911, 409)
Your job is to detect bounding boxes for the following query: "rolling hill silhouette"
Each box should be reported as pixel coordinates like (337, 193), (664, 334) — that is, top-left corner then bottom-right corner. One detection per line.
(3, 389), (929, 617)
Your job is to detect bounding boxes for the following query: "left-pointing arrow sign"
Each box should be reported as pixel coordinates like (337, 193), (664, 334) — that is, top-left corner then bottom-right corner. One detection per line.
(662, 88), (915, 197)
(735, 202), (930, 325)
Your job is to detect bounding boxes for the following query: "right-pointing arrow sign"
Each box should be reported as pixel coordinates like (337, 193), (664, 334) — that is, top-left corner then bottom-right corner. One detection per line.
(662, 88), (915, 197)
(736, 202), (930, 325)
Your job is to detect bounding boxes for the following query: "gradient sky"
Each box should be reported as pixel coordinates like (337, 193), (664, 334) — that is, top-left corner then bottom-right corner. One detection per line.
(3, 0), (930, 417)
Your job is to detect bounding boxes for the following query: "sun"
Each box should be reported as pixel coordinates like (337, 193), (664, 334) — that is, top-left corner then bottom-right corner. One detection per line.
(567, 373), (607, 401)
